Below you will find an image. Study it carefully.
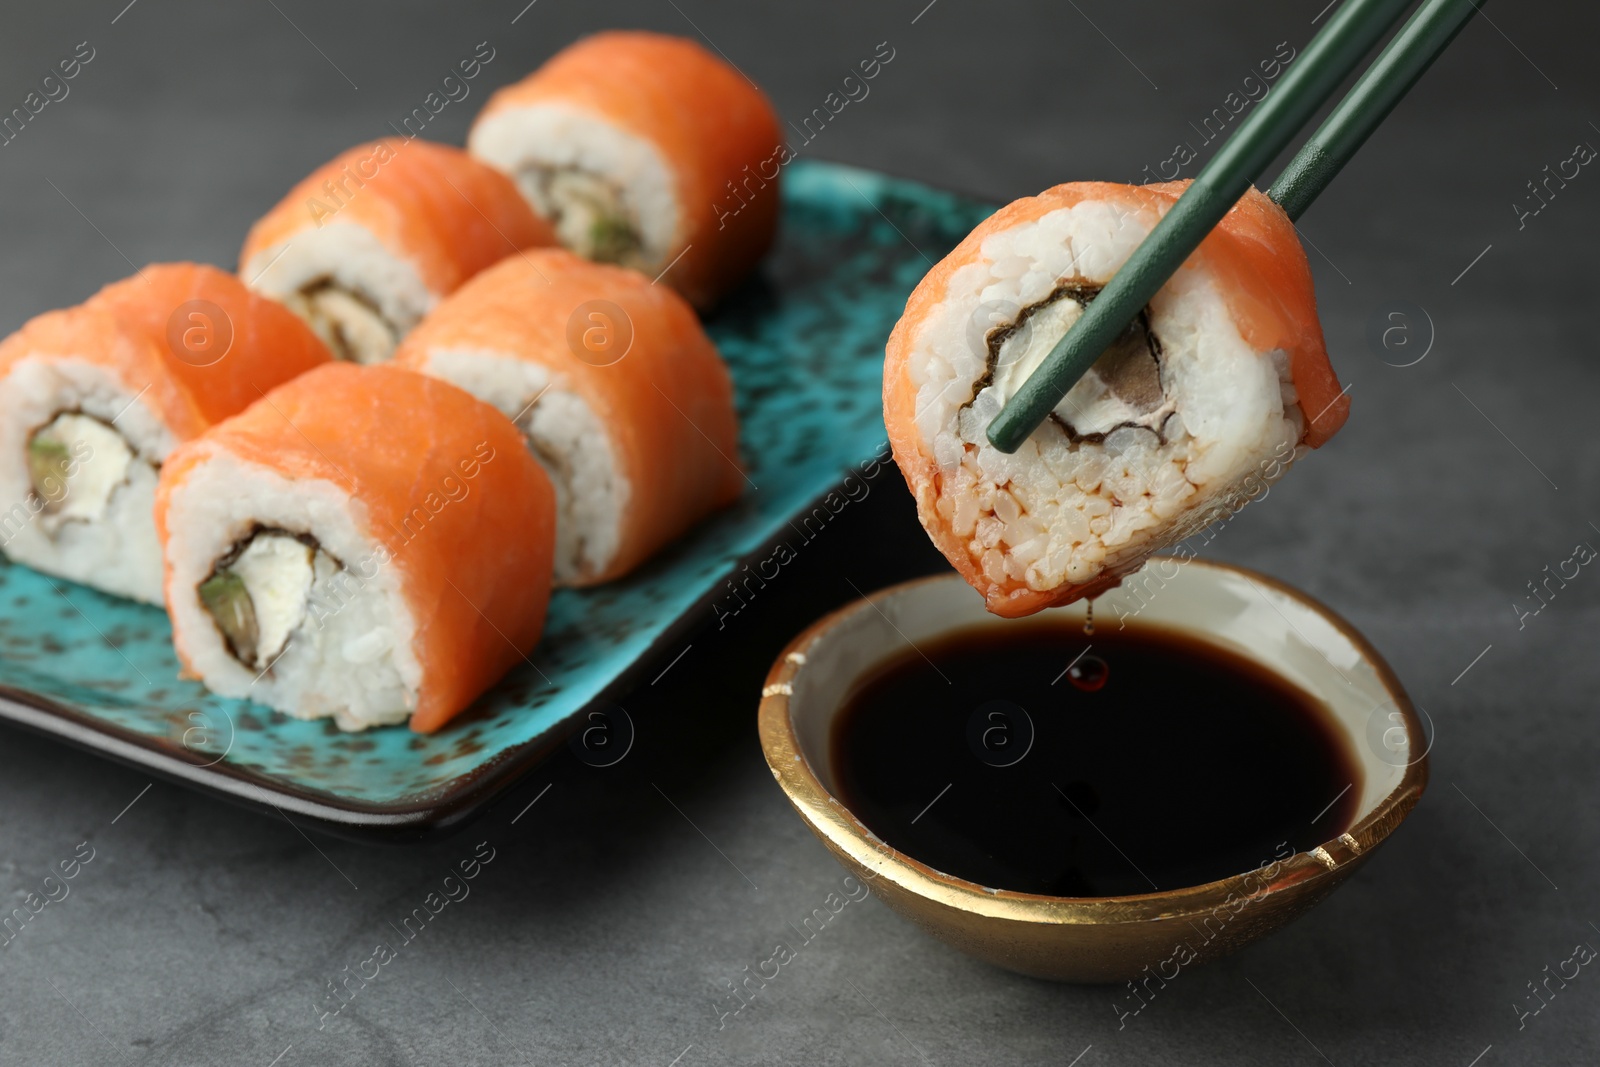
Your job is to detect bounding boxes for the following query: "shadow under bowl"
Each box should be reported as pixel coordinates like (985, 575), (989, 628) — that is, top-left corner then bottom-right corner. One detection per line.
(757, 559), (1428, 983)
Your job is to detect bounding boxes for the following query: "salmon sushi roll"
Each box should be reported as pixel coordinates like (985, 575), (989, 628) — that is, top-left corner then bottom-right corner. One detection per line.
(469, 31), (782, 310)
(393, 249), (742, 586)
(0, 263), (331, 603)
(884, 181), (1349, 618)
(155, 364), (556, 733)
(239, 138), (555, 364)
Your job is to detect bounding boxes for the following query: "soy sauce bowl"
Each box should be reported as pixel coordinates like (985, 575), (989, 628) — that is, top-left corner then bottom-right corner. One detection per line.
(757, 559), (1428, 983)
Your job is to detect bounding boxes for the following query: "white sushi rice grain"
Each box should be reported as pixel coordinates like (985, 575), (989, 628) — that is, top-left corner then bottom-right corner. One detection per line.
(0, 356), (172, 603)
(908, 197), (1305, 594)
(164, 451), (422, 731)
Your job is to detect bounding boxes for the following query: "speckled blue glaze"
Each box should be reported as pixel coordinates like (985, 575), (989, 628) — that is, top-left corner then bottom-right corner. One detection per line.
(0, 161), (993, 815)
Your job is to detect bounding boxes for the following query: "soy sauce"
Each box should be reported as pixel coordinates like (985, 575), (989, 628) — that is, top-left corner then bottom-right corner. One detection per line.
(830, 620), (1362, 897)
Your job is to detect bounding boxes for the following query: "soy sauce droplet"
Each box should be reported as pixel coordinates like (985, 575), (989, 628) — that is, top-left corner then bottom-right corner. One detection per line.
(1083, 598), (1095, 636)
(1068, 653), (1109, 692)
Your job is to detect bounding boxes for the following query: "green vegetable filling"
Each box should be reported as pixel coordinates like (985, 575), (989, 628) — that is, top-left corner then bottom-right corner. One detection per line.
(198, 569), (259, 667)
(26, 436), (72, 508)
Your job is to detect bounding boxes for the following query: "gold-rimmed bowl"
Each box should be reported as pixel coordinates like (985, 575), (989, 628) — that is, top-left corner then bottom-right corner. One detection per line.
(757, 559), (1428, 983)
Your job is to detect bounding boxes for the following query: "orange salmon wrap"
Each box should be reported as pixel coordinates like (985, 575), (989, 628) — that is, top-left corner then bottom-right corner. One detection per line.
(393, 248), (742, 586)
(884, 181), (1347, 618)
(0, 262), (332, 603)
(468, 30), (782, 310)
(154, 363), (556, 733)
(239, 138), (556, 364)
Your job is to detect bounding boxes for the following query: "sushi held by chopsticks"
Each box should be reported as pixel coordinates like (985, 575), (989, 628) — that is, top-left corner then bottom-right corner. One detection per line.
(884, 183), (1346, 617)
(469, 31), (783, 309)
(240, 139), (555, 364)
(0, 264), (331, 604)
(887, 0), (1480, 617)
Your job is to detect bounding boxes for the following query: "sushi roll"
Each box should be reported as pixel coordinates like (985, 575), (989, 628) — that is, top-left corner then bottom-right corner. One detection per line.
(155, 363), (556, 733)
(883, 181), (1349, 618)
(393, 248), (742, 585)
(239, 138), (555, 364)
(0, 263), (331, 604)
(468, 31), (782, 310)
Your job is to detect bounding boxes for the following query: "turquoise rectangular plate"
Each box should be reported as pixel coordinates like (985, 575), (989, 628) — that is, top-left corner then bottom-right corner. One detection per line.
(0, 161), (993, 839)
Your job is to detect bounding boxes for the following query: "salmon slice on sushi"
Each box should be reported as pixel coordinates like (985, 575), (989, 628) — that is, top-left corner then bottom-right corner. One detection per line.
(393, 248), (743, 586)
(0, 263), (331, 603)
(239, 139), (556, 364)
(884, 181), (1349, 618)
(155, 364), (556, 733)
(468, 31), (782, 310)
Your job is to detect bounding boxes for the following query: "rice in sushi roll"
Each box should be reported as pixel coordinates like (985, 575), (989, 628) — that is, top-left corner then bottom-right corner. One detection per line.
(883, 181), (1350, 617)
(0, 263), (331, 603)
(155, 363), (555, 733)
(468, 31), (782, 309)
(239, 139), (555, 364)
(393, 248), (742, 585)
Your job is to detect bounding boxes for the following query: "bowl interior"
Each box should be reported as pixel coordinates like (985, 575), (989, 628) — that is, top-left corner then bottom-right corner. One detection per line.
(787, 559), (1419, 883)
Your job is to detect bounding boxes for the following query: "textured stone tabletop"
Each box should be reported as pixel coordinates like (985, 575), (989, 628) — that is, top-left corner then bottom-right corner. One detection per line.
(0, 1), (1595, 1064)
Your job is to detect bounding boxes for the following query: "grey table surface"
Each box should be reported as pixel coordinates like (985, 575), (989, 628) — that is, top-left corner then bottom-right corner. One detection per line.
(1, 1), (1596, 1064)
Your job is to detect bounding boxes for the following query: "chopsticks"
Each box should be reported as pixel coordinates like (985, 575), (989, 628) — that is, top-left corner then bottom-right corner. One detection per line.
(1269, 0), (1481, 219)
(985, 0), (1479, 454)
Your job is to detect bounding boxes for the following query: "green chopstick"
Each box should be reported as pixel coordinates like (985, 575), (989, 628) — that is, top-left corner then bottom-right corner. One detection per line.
(1270, 0), (1482, 220)
(985, 0), (1415, 455)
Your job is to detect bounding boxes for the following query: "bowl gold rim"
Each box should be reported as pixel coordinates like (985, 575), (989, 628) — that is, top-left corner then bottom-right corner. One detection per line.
(756, 558), (1429, 927)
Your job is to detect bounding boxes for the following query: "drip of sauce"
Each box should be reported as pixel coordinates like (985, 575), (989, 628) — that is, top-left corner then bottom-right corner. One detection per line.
(1066, 652), (1108, 692)
(1083, 597), (1095, 635)
(830, 619), (1362, 897)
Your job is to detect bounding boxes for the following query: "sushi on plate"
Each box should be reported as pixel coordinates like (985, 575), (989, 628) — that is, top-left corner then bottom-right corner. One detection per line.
(883, 181), (1349, 617)
(469, 31), (782, 310)
(239, 138), (555, 364)
(0, 263), (331, 604)
(155, 363), (556, 733)
(393, 248), (742, 585)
